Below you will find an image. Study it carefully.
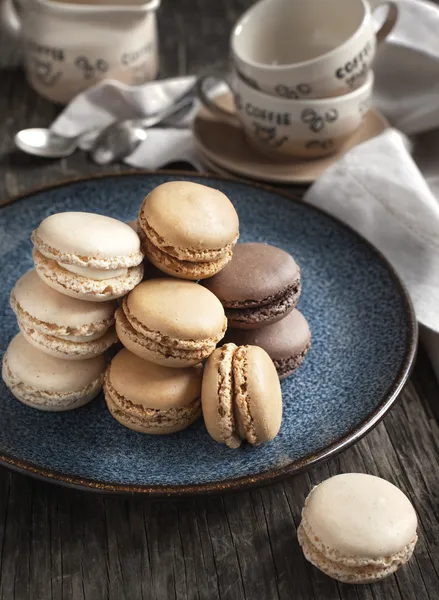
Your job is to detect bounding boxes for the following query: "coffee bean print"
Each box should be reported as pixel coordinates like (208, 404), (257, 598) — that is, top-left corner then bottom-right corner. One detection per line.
(74, 56), (109, 80)
(253, 122), (288, 149)
(301, 108), (339, 132)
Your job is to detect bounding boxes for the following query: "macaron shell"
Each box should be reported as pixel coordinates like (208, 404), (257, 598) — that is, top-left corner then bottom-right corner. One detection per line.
(234, 345), (282, 444)
(201, 344), (241, 448)
(33, 249), (144, 301)
(4, 334), (106, 392)
(32, 212), (143, 268)
(301, 474), (418, 562)
(107, 349), (203, 409)
(139, 181), (239, 254)
(141, 232), (232, 280)
(11, 269), (117, 332)
(225, 309), (311, 377)
(202, 242), (299, 305)
(125, 279), (226, 342)
(115, 308), (206, 368)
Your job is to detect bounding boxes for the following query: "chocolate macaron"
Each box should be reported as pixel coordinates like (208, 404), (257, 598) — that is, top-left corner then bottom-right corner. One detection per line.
(138, 181), (239, 280)
(203, 243), (301, 329)
(225, 309), (311, 379)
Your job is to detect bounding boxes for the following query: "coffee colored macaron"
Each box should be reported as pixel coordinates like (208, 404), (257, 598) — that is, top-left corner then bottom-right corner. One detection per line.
(202, 344), (282, 448)
(202, 242), (301, 329)
(104, 348), (203, 434)
(10, 269), (117, 360)
(224, 309), (311, 379)
(2, 334), (105, 411)
(138, 181), (239, 280)
(115, 279), (227, 367)
(32, 212), (144, 301)
(298, 473), (418, 584)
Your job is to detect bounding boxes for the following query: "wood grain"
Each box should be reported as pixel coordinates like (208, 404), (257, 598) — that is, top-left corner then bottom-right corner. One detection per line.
(1, 1), (439, 598)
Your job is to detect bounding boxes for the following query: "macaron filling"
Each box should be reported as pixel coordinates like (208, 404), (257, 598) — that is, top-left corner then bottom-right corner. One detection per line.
(31, 229), (144, 269)
(297, 522), (418, 583)
(140, 219), (237, 263)
(225, 280), (302, 326)
(232, 346), (258, 445)
(19, 320), (117, 359)
(61, 263), (129, 281)
(116, 307), (221, 362)
(10, 291), (115, 341)
(33, 249), (144, 299)
(141, 232), (232, 279)
(215, 344), (241, 449)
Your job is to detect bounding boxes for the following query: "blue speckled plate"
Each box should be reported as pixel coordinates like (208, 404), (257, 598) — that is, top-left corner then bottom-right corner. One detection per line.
(0, 172), (417, 495)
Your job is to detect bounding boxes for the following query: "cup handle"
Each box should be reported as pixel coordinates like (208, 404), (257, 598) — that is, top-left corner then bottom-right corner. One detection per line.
(196, 74), (242, 128)
(370, 0), (398, 44)
(0, 0), (22, 37)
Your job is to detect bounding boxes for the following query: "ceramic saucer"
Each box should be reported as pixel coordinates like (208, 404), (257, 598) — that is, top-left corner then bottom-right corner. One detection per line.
(193, 93), (389, 184)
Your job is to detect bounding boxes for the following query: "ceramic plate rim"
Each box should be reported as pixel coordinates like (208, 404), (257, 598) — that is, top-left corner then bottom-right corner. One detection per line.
(0, 170), (418, 496)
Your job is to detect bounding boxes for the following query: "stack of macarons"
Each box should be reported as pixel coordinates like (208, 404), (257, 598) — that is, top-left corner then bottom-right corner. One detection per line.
(203, 242), (311, 379)
(3, 212), (144, 411)
(2, 181), (288, 448)
(105, 181), (284, 445)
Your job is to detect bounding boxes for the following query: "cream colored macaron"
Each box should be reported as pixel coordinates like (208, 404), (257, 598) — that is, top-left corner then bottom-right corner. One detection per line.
(201, 343), (282, 448)
(138, 181), (239, 280)
(116, 279), (227, 367)
(32, 212), (144, 301)
(2, 334), (106, 411)
(298, 473), (418, 584)
(10, 269), (117, 360)
(104, 348), (203, 434)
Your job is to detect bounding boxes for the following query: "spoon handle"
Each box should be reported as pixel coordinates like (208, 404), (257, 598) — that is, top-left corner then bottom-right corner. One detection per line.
(136, 82), (197, 129)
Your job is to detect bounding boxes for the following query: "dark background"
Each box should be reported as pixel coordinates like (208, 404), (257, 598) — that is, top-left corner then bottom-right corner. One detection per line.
(1, 1), (439, 599)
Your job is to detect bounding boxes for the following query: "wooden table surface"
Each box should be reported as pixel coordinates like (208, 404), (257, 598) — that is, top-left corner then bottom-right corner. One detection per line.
(1, 1), (439, 598)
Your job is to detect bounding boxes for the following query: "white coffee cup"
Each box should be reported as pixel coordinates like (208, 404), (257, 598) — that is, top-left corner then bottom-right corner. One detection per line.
(0, 0), (160, 104)
(231, 0), (397, 99)
(197, 71), (374, 159)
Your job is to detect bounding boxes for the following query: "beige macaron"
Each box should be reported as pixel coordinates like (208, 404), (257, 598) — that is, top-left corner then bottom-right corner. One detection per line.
(10, 269), (117, 360)
(201, 343), (282, 448)
(115, 278), (227, 367)
(138, 181), (239, 280)
(32, 212), (144, 301)
(104, 348), (203, 434)
(298, 473), (418, 584)
(2, 334), (105, 411)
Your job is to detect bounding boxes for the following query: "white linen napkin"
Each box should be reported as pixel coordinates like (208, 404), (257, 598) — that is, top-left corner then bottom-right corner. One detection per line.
(51, 0), (439, 379)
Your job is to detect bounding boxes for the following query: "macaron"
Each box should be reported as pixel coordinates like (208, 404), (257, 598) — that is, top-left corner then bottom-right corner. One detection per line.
(138, 181), (239, 280)
(201, 344), (282, 448)
(298, 473), (418, 584)
(32, 212), (144, 301)
(10, 269), (117, 360)
(224, 309), (311, 379)
(104, 348), (203, 434)
(115, 279), (227, 367)
(2, 334), (106, 411)
(202, 243), (301, 329)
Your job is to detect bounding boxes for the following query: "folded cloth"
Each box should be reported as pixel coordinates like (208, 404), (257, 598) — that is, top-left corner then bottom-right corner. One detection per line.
(51, 0), (439, 379)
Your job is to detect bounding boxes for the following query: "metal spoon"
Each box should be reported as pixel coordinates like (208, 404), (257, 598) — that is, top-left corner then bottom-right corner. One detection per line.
(90, 98), (195, 165)
(14, 82), (197, 160)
